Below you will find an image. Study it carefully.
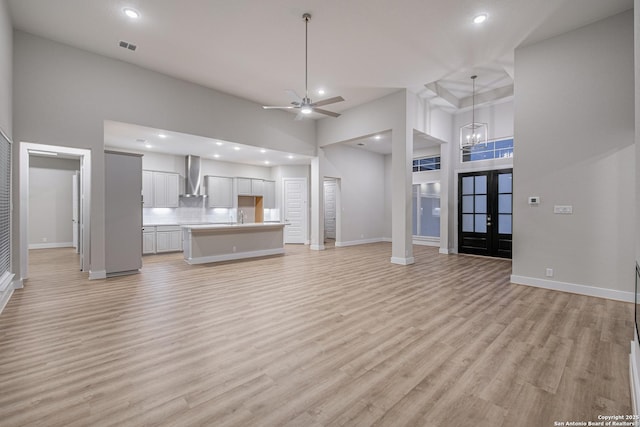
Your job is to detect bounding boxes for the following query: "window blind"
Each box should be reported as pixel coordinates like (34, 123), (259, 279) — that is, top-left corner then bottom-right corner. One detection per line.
(0, 129), (11, 277)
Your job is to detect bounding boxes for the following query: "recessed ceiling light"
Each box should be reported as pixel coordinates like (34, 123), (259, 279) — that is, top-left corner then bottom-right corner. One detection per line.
(260, 149), (267, 153)
(233, 146), (241, 151)
(123, 8), (140, 19)
(213, 154), (220, 158)
(145, 143), (152, 149)
(473, 13), (488, 24)
(215, 141), (223, 146)
(287, 155), (294, 160)
(374, 135), (382, 140)
(317, 88), (325, 95)
(264, 160), (270, 165)
(158, 133), (167, 139)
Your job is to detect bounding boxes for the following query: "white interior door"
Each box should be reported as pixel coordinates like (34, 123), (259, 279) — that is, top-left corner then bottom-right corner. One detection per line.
(71, 172), (79, 252)
(283, 178), (308, 244)
(324, 179), (336, 240)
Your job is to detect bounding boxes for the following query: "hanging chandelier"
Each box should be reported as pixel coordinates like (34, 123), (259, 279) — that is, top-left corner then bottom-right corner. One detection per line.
(460, 75), (488, 149)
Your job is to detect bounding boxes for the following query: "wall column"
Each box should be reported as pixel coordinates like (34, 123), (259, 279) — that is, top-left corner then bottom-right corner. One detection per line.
(309, 154), (325, 250)
(390, 92), (414, 265)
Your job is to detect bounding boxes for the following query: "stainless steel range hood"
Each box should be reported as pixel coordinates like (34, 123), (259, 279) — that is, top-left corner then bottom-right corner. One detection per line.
(182, 155), (203, 197)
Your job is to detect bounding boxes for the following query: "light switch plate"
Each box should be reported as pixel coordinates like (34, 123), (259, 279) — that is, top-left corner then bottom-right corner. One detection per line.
(528, 196), (540, 205)
(554, 205), (573, 214)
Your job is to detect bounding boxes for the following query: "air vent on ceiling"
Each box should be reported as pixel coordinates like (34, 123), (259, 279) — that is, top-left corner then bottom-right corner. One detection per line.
(118, 40), (137, 51)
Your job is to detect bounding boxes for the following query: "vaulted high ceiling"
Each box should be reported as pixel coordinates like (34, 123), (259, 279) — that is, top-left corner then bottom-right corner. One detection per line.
(7, 0), (633, 117)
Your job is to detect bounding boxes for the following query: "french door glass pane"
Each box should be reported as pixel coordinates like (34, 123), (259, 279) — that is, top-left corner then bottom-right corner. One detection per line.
(462, 214), (474, 232)
(498, 194), (512, 214)
(499, 214), (512, 234)
(475, 175), (487, 194)
(462, 176), (474, 195)
(498, 173), (512, 193)
(475, 215), (487, 233)
(462, 195), (474, 213)
(475, 195), (487, 213)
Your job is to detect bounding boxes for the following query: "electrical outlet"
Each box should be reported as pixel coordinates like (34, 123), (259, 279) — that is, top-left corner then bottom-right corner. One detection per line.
(546, 268), (553, 277)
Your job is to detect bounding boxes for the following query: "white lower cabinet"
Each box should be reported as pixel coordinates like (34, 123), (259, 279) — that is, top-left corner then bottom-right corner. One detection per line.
(142, 226), (156, 254)
(156, 226), (183, 253)
(143, 225), (182, 254)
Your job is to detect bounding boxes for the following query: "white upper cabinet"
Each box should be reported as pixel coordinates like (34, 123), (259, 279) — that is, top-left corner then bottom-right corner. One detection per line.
(237, 177), (264, 196)
(144, 170), (180, 208)
(206, 176), (233, 208)
(236, 177), (252, 195)
(263, 180), (276, 209)
(251, 179), (264, 196)
(142, 170), (154, 208)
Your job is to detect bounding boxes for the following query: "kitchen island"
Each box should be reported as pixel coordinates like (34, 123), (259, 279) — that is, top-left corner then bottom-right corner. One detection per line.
(182, 223), (285, 265)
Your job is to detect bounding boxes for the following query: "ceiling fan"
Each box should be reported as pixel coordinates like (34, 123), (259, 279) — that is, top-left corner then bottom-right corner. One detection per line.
(262, 13), (344, 119)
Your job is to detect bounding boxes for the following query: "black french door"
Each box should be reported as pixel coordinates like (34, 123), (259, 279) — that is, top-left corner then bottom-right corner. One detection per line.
(458, 169), (512, 259)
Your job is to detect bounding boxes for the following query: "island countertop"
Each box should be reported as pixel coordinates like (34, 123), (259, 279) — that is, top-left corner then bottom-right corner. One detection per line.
(182, 222), (285, 231)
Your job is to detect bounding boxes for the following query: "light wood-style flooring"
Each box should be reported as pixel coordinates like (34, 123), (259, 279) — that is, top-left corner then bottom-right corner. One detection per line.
(0, 244), (633, 426)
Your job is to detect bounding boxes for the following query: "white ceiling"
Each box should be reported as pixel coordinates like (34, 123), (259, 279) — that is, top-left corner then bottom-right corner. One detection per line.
(8, 0), (633, 158)
(104, 121), (314, 166)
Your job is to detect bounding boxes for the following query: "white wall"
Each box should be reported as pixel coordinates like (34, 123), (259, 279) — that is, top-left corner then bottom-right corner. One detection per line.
(636, 0), (640, 266)
(13, 31), (315, 279)
(322, 144), (386, 245)
(28, 157), (79, 247)
(0, 0), (10, 137)
(512, 10), (635, 299)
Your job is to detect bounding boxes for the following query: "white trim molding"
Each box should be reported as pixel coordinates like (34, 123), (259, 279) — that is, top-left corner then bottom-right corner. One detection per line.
(510, 275), (634, 303)
(336, 238), (385, 247)
(185, 248), (285, 265)
(89, 270), (107, 280)
(28, 242), (73, 250)
(0, 271), (16, 314)
(310, 244), (325, 251)
(390, 256), (415, 266)
(439, 248), (450, 255)
(630, 340), (640, 415)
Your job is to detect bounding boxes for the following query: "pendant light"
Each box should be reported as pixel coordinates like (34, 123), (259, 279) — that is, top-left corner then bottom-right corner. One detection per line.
(460, 75), (488, 149)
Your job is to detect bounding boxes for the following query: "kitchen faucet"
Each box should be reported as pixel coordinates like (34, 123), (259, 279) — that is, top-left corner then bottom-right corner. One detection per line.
(238, 209), (245, 224)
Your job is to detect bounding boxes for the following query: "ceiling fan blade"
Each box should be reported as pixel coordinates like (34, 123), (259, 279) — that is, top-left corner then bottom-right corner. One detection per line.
(262, 105), (297, 110)
(311, 96), (345, 108)
(313, 108), (341, 118)
(285, 90), (303, 104)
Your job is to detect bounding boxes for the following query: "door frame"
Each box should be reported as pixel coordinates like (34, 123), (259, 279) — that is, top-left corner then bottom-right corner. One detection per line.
(323, 177), (341, 242)
(456, 168), (513, 258)
(20, 143), (92, 279)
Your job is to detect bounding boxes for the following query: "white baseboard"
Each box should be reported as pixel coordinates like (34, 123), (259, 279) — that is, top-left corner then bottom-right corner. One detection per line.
(439, 248), (450, 255)
(0, 287), (14, 315)
(510, 274), (634, 303)
(0, 271), (15, 315)
(185, 248), (285, 265)
(390, 256), (415, 265)
(382, 237), (392, 243)
(336, 238), (384, 247)
(29, 242), (73, 250)
(310, 244), (325, 251)
(412, 235), (440, 247)
(631, 341), (640, 415)
(89, 270), (107, 280)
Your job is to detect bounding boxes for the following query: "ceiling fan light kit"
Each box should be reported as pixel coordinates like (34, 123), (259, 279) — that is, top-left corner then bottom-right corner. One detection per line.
(262, 13), (344, 119)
